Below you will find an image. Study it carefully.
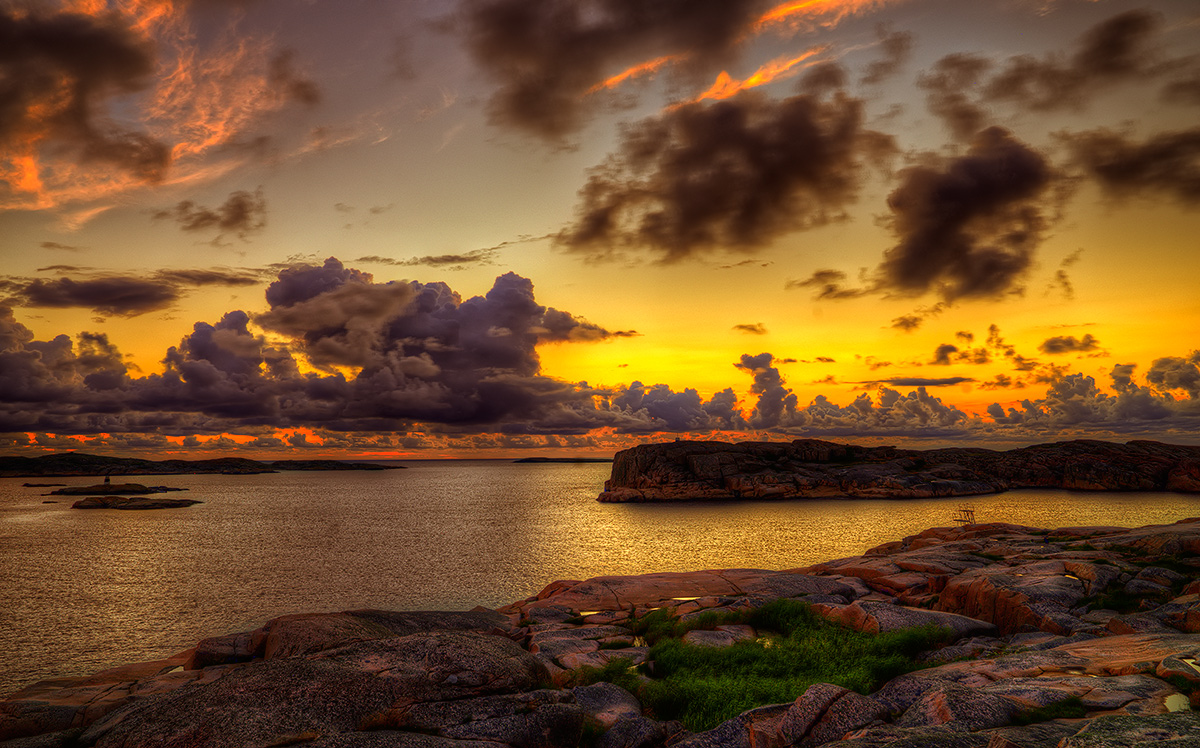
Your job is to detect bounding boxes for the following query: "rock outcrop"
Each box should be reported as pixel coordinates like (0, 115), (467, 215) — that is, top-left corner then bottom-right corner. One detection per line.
(3, 518), (1199, 748)
(71, 496), (202, 510)
(597, 439), (1200, 502)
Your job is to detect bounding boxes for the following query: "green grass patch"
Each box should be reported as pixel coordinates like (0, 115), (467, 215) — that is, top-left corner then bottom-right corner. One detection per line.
(1013, 696), (1088, 725)
(588, 599), (953, 732)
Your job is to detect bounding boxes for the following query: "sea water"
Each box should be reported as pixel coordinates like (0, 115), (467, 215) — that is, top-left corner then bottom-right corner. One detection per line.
(1, 460), (1197, 693)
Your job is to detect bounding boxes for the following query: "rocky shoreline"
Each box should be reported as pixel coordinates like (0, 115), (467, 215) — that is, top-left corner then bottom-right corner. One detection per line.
(597, 439), (1200, 502)
(3, 518), (1200, 747)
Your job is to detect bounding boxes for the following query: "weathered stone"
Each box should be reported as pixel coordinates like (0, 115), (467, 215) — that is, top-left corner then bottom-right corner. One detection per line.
(598, 716), (684, 748)
(79, 632), (548, 748)
(1059, 712), (1200, 746)
(821, 600), (998, 641)
(571, 682), (641, 729)
(898, 682), (1022, 731)
(778, 683), (889, 747)
(981, 721), (1082, 748)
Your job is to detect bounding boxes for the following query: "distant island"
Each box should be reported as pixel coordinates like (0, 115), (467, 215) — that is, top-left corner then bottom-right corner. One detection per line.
(599, 438), (1200, 502)
(513, 457), (613, 463)
(0, 453), (404, 478)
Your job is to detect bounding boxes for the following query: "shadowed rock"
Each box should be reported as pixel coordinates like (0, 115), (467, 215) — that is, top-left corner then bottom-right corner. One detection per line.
(71, 496), (201, 510)
(598, 439), (1200, 502)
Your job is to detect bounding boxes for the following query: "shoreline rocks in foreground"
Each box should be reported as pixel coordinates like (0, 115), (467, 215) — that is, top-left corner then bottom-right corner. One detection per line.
(4, 518), (1200, 747)
(597, 438), (1200, 502)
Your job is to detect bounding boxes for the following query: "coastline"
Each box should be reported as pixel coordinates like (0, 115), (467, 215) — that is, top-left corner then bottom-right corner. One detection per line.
(5, 517), (1200, 747)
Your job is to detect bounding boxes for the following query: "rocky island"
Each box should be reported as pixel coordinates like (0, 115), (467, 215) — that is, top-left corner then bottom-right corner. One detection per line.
(598, 439), (1200, 502)
(3, 517), (1200, 747)
(0, 453), (402, 478)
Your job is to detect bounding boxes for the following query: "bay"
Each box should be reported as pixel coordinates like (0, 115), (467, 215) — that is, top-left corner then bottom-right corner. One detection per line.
(1, 460), (1197, 694)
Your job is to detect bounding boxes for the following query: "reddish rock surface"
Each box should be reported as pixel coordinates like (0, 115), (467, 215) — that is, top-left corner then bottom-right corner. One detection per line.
(4, 518), (1199, 747)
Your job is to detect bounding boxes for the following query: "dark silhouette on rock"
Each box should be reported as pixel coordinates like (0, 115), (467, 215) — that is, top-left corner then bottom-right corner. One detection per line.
(597, 439), (1200, 502)
(71, 497), (202, 510)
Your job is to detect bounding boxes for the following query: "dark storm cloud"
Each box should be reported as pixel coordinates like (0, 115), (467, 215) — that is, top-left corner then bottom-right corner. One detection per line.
(918, 54), (992, 141)
(0, 8), (170, 182)
(10, 267), (267, 317)
(1146, 352), (1200, 398)
(983, 10), (1160, 111)
(355, 249), (498, 268)
(558, 88), (896, 261)
(154, 268), (265, 287)
(733, 323), (768, 335)
(462, 0), (770, 139)
(540, 308), (639, 342)
(986, 360), (1200, 430)
(153, 189), (267, 240)
(877, 127), (1054, 301)
(932, 344), (958, 366)
(786, 269), (869, 299)
(1064, 128), (1200, 205)
(1039, 333), (1101, 354)
(268, 50), (321, 107)
(18, 277), (180, 316)
(865, 377), (974, 387)
(1162, 71), (1200, 106)
(920, 12), (1163, 141)
(860, 26), (913, 86)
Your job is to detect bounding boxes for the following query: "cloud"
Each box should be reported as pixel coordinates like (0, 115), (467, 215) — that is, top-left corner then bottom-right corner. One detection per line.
(557, 86), (896, 261)
(9, 267), (268, 317)
(355, 249), (498, 268)
(864, 377), (974, 387)
(1039, 333), (1101, 354)
(40, 241), (82, 252)
(153, 189), (267, 241)
(986, 360), (1200, 431)
(268, 50), (321, 107)
(0, 8), (169, 182)
(931, 344), (958, 365)
(860, 26), (913, 86)
(1048, 248), (1082, 299)
(786, 269), (869, 299)
(983, 10), (1160, 110)
(733, 323), (768, 335)
(919, 11), (1162, 140)
(877, 127), (1055, 301)
(1065, 127), (1200, 205)
(17, 277), (180, 317)
(891, 314), (922, 332)
(461, 0), (770, 140)
(1146, 352), (1200, 398)
(918, 54), (992, 141)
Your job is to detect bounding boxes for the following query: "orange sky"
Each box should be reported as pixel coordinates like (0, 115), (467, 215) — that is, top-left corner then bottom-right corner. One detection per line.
(2, 0), (1199, 458)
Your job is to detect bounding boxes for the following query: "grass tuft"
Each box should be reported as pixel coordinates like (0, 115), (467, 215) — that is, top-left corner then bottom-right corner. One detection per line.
(587, 599), (953, 732)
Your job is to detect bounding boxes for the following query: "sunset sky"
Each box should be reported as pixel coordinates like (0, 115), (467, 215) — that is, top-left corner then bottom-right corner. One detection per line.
(2, 0), (1199, 458)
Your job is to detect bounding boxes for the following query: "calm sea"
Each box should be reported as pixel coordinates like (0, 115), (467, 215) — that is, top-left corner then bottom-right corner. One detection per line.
(2, 460), (1198, 694)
